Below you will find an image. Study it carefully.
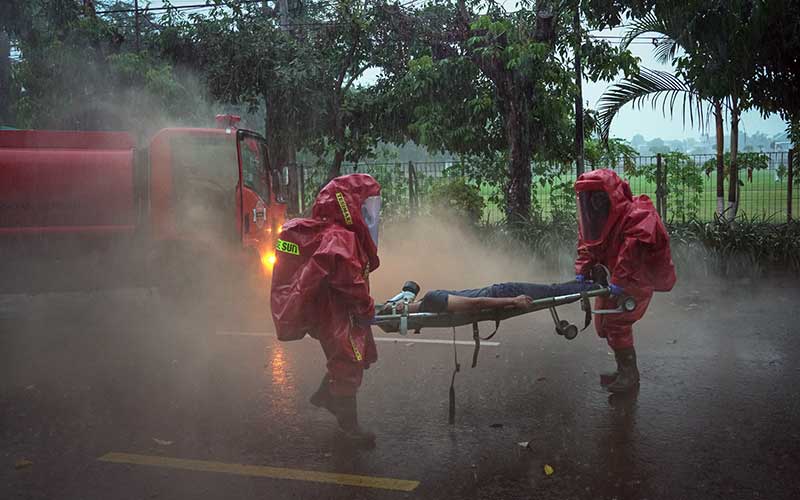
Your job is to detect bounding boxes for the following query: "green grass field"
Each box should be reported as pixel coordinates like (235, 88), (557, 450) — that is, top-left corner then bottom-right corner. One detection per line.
(479, 170), (799, 223)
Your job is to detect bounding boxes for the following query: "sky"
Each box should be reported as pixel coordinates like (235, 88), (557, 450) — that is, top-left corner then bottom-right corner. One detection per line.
(125, 1), (791, 142)
(582, 31), (788, 141)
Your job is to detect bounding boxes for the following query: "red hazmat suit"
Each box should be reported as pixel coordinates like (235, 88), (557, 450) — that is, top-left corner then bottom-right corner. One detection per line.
(270, 174), (380, 396)
(574, 169), (676, 350)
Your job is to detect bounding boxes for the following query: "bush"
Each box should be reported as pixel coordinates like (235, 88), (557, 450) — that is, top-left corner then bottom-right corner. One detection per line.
(481, 215), (800, 278)
(427, 178), (486, 222)
(668, 217), (800, 275)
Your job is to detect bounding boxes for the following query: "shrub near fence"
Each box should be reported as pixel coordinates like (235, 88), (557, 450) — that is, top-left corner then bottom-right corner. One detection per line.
(299, 150), (798, 223)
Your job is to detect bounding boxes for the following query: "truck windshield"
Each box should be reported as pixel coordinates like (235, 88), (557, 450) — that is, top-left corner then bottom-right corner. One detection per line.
(170, 134), (239, 242)
(239, 136), (270, 202)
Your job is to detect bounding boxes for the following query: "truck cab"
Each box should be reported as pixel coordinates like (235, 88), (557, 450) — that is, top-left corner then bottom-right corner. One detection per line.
(0, 115), (288, 294)
(148, 118), (287, 278)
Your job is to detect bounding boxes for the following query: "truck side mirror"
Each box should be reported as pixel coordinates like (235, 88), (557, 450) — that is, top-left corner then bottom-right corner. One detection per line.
(281, 166), (290, 187)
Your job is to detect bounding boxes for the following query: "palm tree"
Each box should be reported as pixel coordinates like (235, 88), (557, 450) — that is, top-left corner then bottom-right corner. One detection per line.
(597, 11), (738, 221)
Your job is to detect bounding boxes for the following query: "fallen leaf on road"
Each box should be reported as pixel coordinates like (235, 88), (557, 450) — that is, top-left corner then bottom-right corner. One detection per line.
(544, 464), (554, 476)
(153, 438), (174, 446)
(15, 459), (33, 470)
(667, 339), (678, 344)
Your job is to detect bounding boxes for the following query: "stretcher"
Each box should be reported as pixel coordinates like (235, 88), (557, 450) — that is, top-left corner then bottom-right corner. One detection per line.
(371, 270), (637, 424)
(373, 279), (636, 340)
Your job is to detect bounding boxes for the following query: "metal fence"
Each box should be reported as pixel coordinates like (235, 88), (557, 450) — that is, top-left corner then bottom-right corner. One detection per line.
(299, 150), (798, 223)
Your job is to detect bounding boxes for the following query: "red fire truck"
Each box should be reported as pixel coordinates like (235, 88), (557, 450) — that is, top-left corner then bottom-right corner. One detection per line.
(0, 115), (287, 296)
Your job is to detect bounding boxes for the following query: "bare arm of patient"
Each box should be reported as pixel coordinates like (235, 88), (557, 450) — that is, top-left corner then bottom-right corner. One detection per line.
(380, 294), (532, 315)
(446, 294), (533, 312)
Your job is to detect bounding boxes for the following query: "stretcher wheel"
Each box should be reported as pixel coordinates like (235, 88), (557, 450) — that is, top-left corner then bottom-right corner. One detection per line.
(621, 296), (636, 312)
(555, 320), (578, 340)
(562, 324), (579, 340)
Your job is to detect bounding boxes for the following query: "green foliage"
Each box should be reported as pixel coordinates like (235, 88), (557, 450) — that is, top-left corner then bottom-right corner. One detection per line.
(597, 67), (709, 142)
(6, 1), (211, 131)
(427, 178), (485, 223)
(701, 152), (770, 179)
(624, 151), (704, 222)
(669, 217), (800, 274)
(480, 215), (800, 277)
(663, 153), (704, 222)
(585, 137), (639, 170)
(375, 1), (638, 222)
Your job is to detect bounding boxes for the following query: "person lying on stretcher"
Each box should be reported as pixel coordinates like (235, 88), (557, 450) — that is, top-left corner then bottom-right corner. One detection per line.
(380, 281), (601, 314)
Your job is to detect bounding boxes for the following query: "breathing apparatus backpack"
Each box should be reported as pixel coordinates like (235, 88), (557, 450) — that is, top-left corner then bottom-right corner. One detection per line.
(270, 218), (328, 341)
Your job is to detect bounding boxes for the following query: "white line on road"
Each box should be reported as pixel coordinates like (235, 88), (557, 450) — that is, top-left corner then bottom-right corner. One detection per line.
(215, 330), (500, 347)
(374, 337), (500, 347)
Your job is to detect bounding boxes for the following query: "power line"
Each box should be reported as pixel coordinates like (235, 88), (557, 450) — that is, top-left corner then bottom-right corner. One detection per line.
(96, 0), (264, 15)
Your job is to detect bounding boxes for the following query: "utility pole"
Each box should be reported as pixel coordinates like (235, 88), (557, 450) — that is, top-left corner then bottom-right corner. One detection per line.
(134, 0), (141, 52)
(573, 4), (585, 177)
(278, 0), (290, 31)
(272, 0), (299, 212)
(0, 31), (10, 125)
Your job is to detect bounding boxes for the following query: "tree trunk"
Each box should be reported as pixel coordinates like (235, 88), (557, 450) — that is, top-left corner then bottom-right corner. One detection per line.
(265, 100), (299, 215)
(0, 31), (10, 125)
(727, 97), (740, 220)
(503, 83), (533, 224)
(714, 100), (725, 219)
(329, 148), (346, 181)
(573, 6), (584, 177)
(327, 96), (345, 181)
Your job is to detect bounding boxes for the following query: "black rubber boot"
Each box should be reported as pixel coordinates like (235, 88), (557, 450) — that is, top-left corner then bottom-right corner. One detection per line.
(605, 347), (640, 393)
(599, 349), (620, 387)
(599, 370), (618, 387)
(309, 374), (337, 417)
(332, 395), (376, 449)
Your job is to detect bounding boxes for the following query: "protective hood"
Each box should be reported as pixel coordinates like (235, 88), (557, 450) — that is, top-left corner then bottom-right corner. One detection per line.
(574, 169), (633, 246)
(312, 173), (381, 271)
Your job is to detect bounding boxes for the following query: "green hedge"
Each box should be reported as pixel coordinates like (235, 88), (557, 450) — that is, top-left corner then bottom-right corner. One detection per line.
(478, 216), (800, 277)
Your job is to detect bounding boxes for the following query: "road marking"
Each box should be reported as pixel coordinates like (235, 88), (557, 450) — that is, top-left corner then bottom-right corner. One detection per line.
(215, 330), (500, 347)
(216, 330), (274, 337)
(99, 452), (419, 492)
(374, 337), (500, 347)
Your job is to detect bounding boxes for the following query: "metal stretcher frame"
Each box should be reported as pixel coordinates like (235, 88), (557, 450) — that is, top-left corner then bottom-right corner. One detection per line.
(371, 280), (636, 425)
(373, 286), (635, 337)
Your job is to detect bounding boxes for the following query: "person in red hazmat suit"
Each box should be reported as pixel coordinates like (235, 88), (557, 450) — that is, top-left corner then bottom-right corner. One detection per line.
(270, 174), (381, 448)
(574, 169), (676, 393)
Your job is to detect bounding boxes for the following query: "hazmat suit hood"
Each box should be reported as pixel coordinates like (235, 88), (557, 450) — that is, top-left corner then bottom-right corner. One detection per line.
(312, 174), (381, 272)
(575, 169), (633, 247)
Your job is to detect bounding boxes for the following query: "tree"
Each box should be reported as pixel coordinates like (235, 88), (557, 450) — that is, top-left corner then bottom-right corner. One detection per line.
(373, 0), (636, 223)
(596, 7), (741, 220)
(162, 0), (389, 205)
(3, 1), (204, 132)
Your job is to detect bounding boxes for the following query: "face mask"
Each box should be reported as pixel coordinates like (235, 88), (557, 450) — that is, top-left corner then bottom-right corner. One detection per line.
(577, 190), (610, 242)
(361, 195), (381, 247)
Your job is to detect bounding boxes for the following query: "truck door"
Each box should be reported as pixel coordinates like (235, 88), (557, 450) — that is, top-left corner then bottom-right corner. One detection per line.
(236, 131), (274, 269)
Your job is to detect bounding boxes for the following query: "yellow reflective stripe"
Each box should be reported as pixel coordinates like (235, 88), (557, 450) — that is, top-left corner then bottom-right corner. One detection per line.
(336, 192), (353, 225)
(276, 239), (300, 255)
(349, 332), (363, 362)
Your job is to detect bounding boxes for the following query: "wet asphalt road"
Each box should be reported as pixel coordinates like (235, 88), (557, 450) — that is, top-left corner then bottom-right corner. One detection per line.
(1, 278), (800, 500)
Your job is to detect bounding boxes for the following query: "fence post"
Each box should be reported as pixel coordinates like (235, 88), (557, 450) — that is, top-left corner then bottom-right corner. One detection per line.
(297, 163), (305, 214)
(655, 154), (663, 218)
(789, 148), (795, 222)
(655, 153), (668, 220)
(408, 161), (418, 217)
